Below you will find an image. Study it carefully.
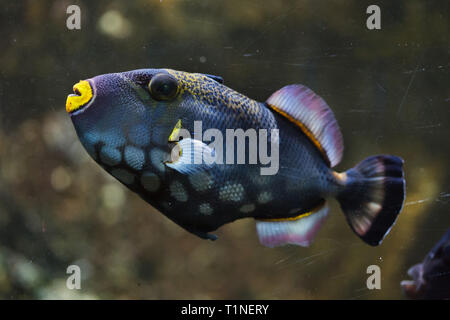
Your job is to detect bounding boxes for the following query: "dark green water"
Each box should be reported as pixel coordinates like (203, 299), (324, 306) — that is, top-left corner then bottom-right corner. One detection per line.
(0, 0), (448, 299)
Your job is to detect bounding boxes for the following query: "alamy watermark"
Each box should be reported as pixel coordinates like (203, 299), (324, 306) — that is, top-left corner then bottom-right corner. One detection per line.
(366, 5), (381, 30)
(366, 264), (381, 290)
(66, 264), (81, 290)
(169, 121), (280, 176)
(66, 5), (81, 30)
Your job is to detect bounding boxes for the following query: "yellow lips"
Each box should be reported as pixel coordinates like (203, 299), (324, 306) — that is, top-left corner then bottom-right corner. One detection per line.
(66, 80), (93, 113)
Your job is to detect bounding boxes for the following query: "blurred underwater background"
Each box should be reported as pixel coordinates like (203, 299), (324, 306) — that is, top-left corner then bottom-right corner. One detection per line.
(0, 0), (448, 299)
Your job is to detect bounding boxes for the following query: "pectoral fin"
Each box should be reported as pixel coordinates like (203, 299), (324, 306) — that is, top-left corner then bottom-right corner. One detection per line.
(165, 138), (216, 175)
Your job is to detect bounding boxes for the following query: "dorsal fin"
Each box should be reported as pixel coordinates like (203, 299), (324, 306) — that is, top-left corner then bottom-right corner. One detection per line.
(203, 73), (224, 84)
(266, 84), (343, 167)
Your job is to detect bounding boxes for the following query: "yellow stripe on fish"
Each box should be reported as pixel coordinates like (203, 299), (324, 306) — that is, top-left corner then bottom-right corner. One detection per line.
(268, 104), (330, 166)
(259, 200), (325, 222)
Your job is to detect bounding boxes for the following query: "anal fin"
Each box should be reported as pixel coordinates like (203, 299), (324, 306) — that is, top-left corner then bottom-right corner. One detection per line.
(256, 202), (329, 248)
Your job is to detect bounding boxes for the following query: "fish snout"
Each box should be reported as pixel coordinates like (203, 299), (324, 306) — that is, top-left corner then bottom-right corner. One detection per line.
(66, 80), (94, 113)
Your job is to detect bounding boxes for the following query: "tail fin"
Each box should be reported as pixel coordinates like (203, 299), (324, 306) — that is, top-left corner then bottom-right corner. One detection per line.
(336, 155), (405, 246)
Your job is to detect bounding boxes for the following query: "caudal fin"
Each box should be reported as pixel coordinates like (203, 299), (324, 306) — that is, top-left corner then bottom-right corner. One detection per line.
(336, 155), (405, 246)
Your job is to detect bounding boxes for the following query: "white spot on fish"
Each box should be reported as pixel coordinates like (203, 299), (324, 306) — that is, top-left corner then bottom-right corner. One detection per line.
(83, 131), (100, 144)
(111, 168), (134, 184)
(124, 145), (145, 170)
(80, 132), (99, 160)
(240, 203), (255, 213)
(150, 148), (166, 173)
(257, 191), (273, 204)
(251, 175), (269, 186)
(199, 203), (213, 215)
(170, 181), (188, 202)
(140, 172), (160, 192)
(219, 182), (244, 202)
(189, 172), (214, 192)
(100, 129), (126, 148)
(99, 146), (121, 166)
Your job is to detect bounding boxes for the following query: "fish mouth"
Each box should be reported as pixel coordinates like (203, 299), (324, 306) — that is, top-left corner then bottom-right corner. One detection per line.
(66, 80), (94, 113)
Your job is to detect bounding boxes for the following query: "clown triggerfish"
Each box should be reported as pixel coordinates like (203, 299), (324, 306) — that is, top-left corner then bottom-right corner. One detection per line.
(66, 68), (406, 247)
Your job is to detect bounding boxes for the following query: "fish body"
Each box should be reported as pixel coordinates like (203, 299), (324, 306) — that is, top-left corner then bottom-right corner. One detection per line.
(66, 68), (406, 247)
(401, 229), (450, 299)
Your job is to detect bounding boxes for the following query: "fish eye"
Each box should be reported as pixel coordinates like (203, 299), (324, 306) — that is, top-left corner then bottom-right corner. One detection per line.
(148, 73), (179, 101)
